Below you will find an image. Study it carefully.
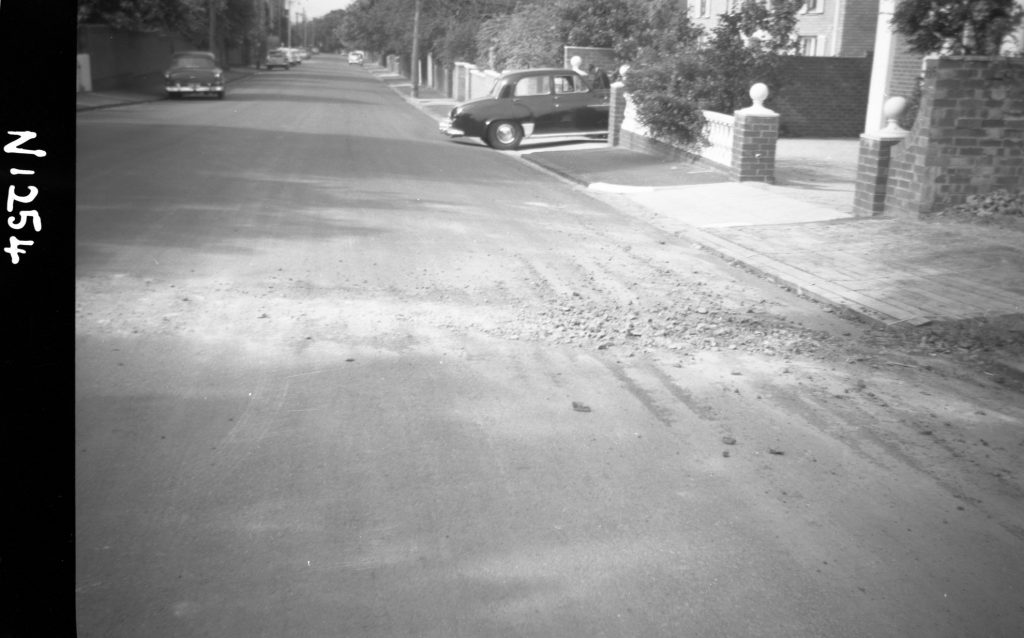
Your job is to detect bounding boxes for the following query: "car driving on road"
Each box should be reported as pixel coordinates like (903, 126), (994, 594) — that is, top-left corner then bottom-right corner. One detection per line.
(438, 68), (609, 150)
(348, 50), (365, 65)
(164, 51), (225, 100)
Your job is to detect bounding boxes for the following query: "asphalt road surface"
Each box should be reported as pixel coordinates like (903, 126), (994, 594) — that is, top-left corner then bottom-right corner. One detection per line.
(76, 55), (1024, 637)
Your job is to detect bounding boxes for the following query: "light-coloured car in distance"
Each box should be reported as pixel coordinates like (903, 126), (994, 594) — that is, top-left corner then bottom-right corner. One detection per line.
(265, 49), (291, 70)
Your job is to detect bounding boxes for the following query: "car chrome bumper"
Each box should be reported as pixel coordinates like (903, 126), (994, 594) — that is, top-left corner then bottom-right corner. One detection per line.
(438, 119), (465, 138)
(166, 85), (224, 94)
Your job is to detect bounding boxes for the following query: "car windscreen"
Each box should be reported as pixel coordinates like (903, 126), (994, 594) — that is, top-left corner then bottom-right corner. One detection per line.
(487, 79), (502, 98)
(173, 57), (216, 69)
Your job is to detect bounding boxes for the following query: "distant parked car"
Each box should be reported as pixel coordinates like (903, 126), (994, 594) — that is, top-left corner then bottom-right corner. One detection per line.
(164, 51), (225, 99)
(347, 50), (364, 65)
(297, 47), (311, 60)
(265, 49), (291, 70)
(438, 68), (609, 150)
(280, 48), (301, 65)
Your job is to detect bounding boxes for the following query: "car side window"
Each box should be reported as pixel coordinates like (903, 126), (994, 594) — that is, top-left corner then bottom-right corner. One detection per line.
(513, 76), (551, 97)
(554, 75), (587, 94)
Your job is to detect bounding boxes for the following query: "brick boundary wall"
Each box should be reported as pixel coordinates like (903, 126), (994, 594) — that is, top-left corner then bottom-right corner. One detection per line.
(853, 135), (905, 216)
(730, 111), (779, 183)
(770, 56), (873, 138)
(886, 56), (1024, 218)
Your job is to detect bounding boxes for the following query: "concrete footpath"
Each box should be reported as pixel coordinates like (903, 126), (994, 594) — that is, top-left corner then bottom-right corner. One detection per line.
(77, 64), (1024, 374)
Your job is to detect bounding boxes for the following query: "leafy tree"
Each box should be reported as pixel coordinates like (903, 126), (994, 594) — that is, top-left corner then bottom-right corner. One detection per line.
(77, 0), (205, 34)
(426, 0), (520, 63)
(624, 47), (709, 151)
(341, 0), (412, 55)
(891, 0), (1024, 56)
(223, 0), (256, 48)
(694, 0), (800, 113)
(474, 0), (657, 71)
(558, 0), (642, 50)
(311, 9), (348, 52)
(626, 0), (801, 150)
(477, 3), (563, 70)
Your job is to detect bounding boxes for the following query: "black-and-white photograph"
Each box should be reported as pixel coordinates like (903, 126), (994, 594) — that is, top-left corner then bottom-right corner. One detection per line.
(65, 0), (1024, 635)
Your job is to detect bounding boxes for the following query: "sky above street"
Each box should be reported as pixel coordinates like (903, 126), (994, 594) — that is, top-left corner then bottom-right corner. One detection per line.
(291, 0), (356, 20)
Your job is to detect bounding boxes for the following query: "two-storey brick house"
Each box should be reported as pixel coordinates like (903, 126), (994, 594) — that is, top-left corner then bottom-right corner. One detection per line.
(688, 0), (880, 57)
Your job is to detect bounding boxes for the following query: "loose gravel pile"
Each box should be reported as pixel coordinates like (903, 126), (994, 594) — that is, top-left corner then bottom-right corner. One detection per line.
(487, 289), (833, 359)
(930, 189), (1024, 226)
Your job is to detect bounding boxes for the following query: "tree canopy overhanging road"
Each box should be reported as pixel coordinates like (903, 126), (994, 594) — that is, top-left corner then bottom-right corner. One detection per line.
(75, 56), (1024, 637)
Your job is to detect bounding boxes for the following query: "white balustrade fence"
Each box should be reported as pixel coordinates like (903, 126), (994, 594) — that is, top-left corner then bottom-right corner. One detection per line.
(620, 93), (734, 169)
(700, 110), (735, 168)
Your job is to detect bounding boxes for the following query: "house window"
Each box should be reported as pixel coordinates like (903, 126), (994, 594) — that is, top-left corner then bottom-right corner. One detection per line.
(798, 36), (818, 56)
(803, 0), (824, 14)
(699, 0), (710, 17)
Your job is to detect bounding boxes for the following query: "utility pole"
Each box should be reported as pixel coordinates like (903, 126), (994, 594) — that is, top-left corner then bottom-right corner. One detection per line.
(287, 0), (293, 48)
(208, 0), (217, 58)
(411, 0), (422, 97)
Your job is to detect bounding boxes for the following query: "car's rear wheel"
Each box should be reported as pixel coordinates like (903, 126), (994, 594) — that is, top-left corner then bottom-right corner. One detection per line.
(486, 120), (523, 150)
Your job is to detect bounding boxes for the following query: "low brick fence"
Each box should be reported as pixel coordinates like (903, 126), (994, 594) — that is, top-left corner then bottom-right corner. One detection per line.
(610, 82), (779, 183)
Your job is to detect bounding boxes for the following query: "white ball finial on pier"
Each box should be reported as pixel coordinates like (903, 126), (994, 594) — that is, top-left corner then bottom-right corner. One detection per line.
(881, 96), (909, 136)
(739, 83), (776, 115)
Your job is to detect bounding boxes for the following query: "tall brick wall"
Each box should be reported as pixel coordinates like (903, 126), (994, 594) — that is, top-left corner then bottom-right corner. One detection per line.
(771, 56), (872, 137)
(886, 57), (1024, 217)
(78, 25), (194, 91)
(563, 46), (618, 76)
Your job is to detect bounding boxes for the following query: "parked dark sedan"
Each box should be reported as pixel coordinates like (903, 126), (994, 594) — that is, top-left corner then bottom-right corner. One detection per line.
(164, 51), (225, 99)
(439, 68), (609, 150)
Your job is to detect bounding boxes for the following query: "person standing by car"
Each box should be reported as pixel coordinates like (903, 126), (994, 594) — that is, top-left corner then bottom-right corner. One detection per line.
(570, 55), (587, 76)
(588, 65), (610, 89)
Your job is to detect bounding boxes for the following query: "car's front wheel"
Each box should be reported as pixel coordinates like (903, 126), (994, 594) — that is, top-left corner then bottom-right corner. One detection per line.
(486, 120), (523, 150)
